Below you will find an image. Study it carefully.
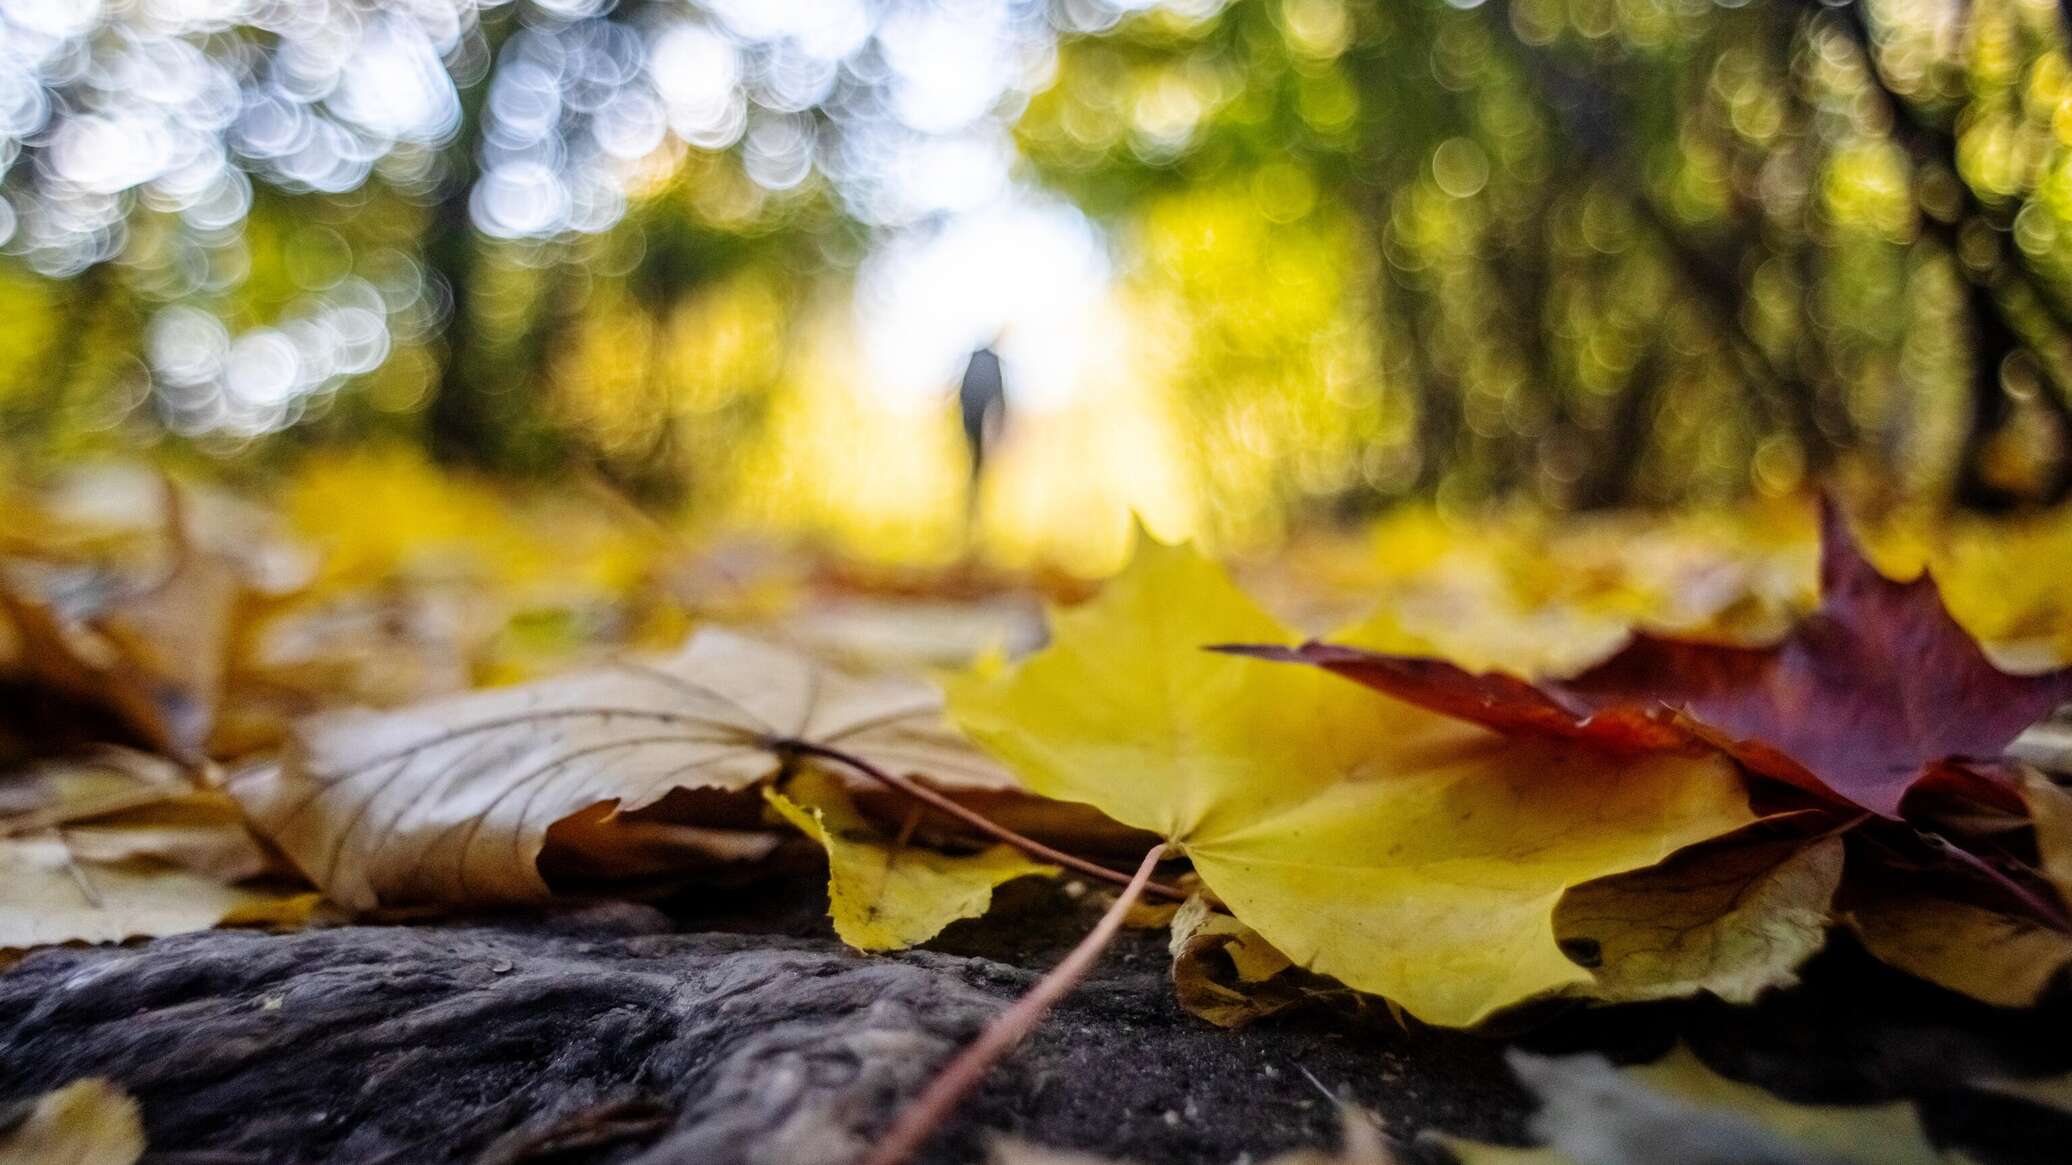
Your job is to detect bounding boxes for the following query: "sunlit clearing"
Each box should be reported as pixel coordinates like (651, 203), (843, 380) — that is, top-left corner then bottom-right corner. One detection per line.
(976, 354), (1201, 571)
(728, 307), (972, 566)
(856, 198), (1113, 415)
(728, 284), (1197, 575)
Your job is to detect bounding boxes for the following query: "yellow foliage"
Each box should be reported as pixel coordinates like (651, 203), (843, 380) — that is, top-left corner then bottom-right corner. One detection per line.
(1613, 1047), (1943, 1165)
(0, 751), (316, 953)
(1341, 501), (1818, 672)
(0, 1078), (144, 1165)
(281, 445), (660, 601)
(766, 769), (1055, 950)
(1878, 508), (2072, 664)
(550, 268), (788, 462)
(725, 315), (972, 566)
(947, 534), (1752, 1025)
(0, 269), (64, 414)
(1126, 181), (1395, 547)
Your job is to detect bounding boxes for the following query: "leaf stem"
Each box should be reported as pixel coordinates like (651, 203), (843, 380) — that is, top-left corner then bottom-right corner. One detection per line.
(1919, 829), (2072, 934)
(857, 842), (1168, 1165)
(774, 737), (1187, 902)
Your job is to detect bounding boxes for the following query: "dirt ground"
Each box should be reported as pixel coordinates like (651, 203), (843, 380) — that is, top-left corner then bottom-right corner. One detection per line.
(1, 878), (2067, 1164)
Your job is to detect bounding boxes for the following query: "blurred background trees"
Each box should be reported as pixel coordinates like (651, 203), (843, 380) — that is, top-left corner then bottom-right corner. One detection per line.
(1, 0), (2069, 566)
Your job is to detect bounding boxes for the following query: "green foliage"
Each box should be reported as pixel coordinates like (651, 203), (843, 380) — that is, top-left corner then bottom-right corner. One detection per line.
(1024, 0), (2072, 510)
(2, 0), (2069, 521)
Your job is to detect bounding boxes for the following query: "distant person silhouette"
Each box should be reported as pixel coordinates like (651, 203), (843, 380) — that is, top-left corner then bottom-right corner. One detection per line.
(957, 344), (1007, 492)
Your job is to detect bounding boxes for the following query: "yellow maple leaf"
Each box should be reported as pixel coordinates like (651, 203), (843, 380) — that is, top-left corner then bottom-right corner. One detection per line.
(945, 536), (1753, 1026)
(766, 769), (1055, 950)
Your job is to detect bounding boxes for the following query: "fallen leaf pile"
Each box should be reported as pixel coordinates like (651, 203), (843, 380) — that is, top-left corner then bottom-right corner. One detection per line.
(1241, 502), (2072, 819)
(948, 538), (1754, 1026)
(1230, 501), (2072, 1011)
(0, 749), (319, 951)
(8, 462), (2072, 1159)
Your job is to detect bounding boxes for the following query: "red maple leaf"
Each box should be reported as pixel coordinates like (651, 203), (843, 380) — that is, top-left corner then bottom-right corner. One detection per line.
(1225, 501), (2072, 819)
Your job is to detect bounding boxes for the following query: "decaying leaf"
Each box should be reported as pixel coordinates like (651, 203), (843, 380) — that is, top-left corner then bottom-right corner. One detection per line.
(1439, 1046), (1950, 1165)
(2020, 769), (2072, 911)
(534, 798), (785, 895)
(1553, 831), (1844, 1004)
(1167, 894), (1313, 1028)
(0, 748), (189, 825)
(0, 1078), (144, 1165)
(0, 830), (318, 954)
(0, 747), (281, 883)
(1243, 501), (2072, 819)
(1, 751), (316, 952)
(766, 768), (1055, 950)
(0, 494), (251, 763)
(1845, 887), (2072, 1008)
(947, 537), (1754, 1026)
(231, 629), (1022, 911)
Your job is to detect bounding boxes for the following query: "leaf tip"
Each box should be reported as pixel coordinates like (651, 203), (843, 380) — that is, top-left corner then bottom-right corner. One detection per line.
(1815, 491), (1887, 596)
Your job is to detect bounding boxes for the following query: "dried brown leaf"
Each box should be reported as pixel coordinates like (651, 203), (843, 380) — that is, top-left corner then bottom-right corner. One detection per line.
(1846, 889), (2072, 1008)
(231, 629), (1021, 911)
(1554, 831), (1843, 1004)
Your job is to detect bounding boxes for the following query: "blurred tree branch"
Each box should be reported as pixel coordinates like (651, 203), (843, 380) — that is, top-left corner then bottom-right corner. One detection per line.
(425, 3), (521, 472)
(1815, 0), (2072, 503)
(1471, 0), (1830, 490)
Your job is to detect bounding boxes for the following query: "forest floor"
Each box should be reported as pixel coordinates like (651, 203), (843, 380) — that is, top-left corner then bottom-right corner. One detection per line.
(5, 877), (2070, 1165)
(12, 474), (2072, 1164)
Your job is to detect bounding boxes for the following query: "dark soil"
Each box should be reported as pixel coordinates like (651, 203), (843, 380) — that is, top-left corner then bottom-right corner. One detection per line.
(2, 875), (2068, 1165)
(0, 879), (1521, 1165)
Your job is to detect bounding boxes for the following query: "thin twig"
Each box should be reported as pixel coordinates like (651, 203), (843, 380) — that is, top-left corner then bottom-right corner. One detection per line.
(775, 738), (1188, 902)
(52, 829), (104, 908)
(1857, 822), (2072, 934)
(858, 843), (1168, 1165)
